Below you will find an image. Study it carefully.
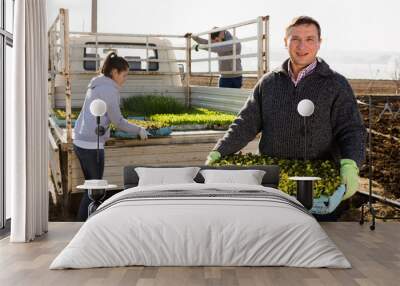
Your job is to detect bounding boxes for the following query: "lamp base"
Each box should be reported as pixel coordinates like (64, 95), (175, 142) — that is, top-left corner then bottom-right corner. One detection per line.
(87, 188), (106, 216)
(289, 176), (321, 210)
(296, 180), (314, 210)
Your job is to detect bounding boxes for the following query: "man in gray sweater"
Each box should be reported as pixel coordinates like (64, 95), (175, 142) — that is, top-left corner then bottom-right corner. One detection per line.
(191, 29), (243, 88)
(206, 16), (366, 201)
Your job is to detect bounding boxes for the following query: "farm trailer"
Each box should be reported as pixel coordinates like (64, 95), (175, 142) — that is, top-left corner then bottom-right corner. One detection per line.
(48, 9), (270, 215)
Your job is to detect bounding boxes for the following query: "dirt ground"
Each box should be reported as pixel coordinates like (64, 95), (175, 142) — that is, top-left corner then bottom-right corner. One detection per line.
(189, 76), (399, 95)
(340, 177), (400, 222)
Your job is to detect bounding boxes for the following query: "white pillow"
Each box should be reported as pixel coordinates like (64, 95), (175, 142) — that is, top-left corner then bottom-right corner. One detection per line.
(135, 167), (201, 186)
(200, 169), (266, 185)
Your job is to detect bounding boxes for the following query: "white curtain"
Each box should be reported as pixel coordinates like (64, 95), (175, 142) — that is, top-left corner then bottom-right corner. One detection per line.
(7, 0), (48, 242)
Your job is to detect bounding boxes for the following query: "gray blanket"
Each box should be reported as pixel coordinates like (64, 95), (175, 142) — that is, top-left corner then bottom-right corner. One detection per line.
(90, 188), (311, 219)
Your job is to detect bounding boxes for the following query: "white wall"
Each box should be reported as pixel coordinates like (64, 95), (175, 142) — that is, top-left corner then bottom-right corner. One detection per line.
(5, 44), (12, 219)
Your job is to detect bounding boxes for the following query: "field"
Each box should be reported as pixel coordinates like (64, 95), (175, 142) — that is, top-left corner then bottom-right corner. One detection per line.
(190, 76), (399, 95)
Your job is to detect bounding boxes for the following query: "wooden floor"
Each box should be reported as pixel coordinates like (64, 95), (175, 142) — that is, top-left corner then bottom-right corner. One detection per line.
(0, 222), (399, 286)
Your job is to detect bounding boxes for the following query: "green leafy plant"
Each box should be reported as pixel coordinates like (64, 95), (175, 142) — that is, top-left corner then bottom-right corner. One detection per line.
(150, 111), (235, 127)
(53, 109), (80, 120)
(212, 153), (341, 198)
(109, 119), (168, 132)
(53, 97), (236, 129)
(121, 96), (235, 127)
(121, 95), (187, 116)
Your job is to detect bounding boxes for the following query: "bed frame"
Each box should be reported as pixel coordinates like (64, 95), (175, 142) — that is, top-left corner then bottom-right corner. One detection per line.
(123, 165), (280, 189)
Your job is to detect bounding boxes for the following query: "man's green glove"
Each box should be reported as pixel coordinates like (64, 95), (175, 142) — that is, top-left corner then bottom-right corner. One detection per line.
(340, 159), (359, 200)
(205, 151), (221, 165)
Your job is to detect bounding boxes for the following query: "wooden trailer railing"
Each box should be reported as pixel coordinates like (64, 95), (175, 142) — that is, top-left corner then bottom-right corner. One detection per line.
(47, 8), (270, 217)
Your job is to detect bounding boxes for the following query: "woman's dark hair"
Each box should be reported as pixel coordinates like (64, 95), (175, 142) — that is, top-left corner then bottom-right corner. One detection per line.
(211, 28), (223, 40)
(101, 52), (129, 78)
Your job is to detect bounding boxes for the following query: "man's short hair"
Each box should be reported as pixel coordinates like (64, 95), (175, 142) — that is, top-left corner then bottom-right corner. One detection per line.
(285, 16), (321, 39)
(211, 29), (223, 40)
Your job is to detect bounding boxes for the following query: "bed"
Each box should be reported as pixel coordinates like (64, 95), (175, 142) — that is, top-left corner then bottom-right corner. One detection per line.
(50, 165), (351, 269)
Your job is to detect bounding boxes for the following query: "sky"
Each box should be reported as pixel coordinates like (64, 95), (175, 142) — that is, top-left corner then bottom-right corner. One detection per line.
(47, 0), (400, 79)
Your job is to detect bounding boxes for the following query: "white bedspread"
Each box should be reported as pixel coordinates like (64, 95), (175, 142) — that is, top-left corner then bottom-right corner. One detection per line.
(50, 183), (351, 269)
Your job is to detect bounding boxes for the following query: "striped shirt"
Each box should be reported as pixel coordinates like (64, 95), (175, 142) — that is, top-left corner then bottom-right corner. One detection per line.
(288, 59), (317, 86)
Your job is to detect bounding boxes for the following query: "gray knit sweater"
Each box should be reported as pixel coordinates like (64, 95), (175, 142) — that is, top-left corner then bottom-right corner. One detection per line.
(192, 31), (242, 78)
(74, 75), (141, 148)
(214, 58), (367, 167)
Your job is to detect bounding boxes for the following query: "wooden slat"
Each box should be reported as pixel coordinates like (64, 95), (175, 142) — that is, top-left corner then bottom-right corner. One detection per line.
(71, 160), (208, 191)
(48, 134), (63, 195)
(54, 84), (185, 94)
(69, 138), (259, 192)
(48, 129), (59, 152)
(64, 131), (259, 193)
(48, 117), (65, 143)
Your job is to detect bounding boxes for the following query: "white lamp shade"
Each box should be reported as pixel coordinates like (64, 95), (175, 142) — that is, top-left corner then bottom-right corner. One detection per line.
(297, 99), (315, 117)
(90, 99), (107, 117)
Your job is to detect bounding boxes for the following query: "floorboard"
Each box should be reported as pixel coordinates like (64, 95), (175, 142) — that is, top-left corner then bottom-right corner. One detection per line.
(0, 222), (399, 286)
